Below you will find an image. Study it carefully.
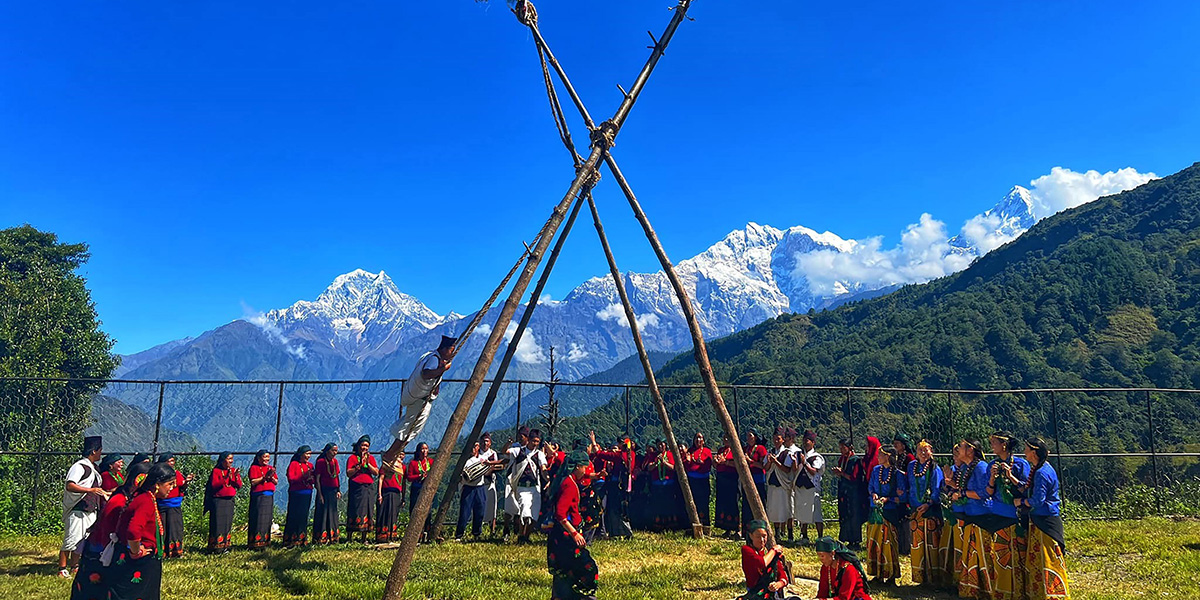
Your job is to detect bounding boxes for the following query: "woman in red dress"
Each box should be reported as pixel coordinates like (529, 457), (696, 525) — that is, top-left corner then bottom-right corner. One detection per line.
(683, 432), (714, 532)
(70, 461), (151, 600)
(313, 443), (342, 544)
(247, 449), (277, 549)
(284, 445), (315, 547)
(108, 463), (177, 600)
(376, 452), (405, 543)
(815, 535), (873, 600)
(99, 454), (125, 492)
(739, 519), (797, 600)
(204, 451), (243, 552)
(345, 435), (379, 543)
(547, 451), (598, 600)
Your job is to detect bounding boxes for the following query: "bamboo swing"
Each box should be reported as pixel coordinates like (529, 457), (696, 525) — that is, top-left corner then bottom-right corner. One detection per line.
(382, 2), (773, 596)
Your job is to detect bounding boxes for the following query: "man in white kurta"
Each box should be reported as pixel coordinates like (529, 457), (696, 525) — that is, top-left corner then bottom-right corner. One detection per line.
(764, 427), (795, 530)
(478, 432), (501, 533)
(382, 335), (457, 469)
(793, 429), (826, 543)
(505, 428), (547, 543)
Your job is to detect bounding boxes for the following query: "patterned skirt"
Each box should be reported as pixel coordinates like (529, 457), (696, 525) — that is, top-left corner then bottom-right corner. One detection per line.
(992, 522), (1026, 600)
(159, 504), (184, 558)
(910, 513), (942, 585)
(69, 547), (107, 600)
(347, 481), (376, 533)
(580, 481), (604, 534)
(247, 492), (274, 549)
(106, 549), (162, 600)
(648, 481), (682, 531)
(937, 511), (959, 589)
(1025, 521), (1070, 600)
(740, 478), (768, 532)
(313, 486), (341, 544)
(547, 522), (598, 600)
(284, 491), (312, 547)
(207, 497), (235, 551)
(687, 475), (712, 526)
(376, 488), (403, 543)
(958, 521), (995, 599)
(714, 471), (739, 531)
(865, 509), (901, 580)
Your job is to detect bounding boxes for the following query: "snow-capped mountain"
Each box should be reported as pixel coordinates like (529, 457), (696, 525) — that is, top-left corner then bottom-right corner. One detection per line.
(949, 186), (1036, 254)
(109, 182), (1052, 452)
(260, 269), (446, 364)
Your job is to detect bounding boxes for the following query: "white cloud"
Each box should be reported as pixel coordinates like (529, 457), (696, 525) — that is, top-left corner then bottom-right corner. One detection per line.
(792, 167), (1157, 298)
(502, 322), (546, 364)
(795, 214), (973, 297)
(1027, 167), (1156, 220)
(565, 342), (589, 363)
(474, 323), (492, 337)
(959, 213), (1021, 255)
(595, 303), (660, 329)
(241, 302), (307, 359)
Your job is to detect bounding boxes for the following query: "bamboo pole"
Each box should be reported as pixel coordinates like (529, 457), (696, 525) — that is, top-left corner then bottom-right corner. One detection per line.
(604, 154), (773, 543)
(381, 148), (603, 598)
(428, 193), (587, 537)
(585, 195), (703, 537)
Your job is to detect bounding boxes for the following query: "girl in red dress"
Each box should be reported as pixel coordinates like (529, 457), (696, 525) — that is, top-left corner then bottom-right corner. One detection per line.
(815, 535), (873, 600)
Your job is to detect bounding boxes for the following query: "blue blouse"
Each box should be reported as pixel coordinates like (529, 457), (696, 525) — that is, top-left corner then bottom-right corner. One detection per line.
(989, 456), (1031, 519)
(1027, 463), (1062, 517)
(963, 461), (991, 516)
(907, 460), (944, 508)
(868, 465), (901, 509)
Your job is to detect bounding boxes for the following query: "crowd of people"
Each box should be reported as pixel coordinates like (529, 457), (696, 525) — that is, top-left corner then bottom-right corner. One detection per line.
(59, 425), (1067, 600)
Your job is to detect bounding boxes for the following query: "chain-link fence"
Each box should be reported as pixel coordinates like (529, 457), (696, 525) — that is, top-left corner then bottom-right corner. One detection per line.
(2, 378), (1199, 530)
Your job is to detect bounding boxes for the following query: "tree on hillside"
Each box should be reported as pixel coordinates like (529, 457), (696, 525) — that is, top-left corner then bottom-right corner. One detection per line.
(540, 347), (564, 440)
(0, 225), (118, 532)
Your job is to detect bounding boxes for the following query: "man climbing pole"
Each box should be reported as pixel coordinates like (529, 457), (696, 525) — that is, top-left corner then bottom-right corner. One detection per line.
(382, 335), (457, 470)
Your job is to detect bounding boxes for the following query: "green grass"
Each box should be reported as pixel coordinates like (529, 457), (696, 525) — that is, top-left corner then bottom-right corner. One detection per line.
(4, 519), (1199, 599)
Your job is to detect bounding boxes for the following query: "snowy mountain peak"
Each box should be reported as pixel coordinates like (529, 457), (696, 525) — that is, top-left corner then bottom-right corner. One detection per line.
(991, 186), (1036, 225)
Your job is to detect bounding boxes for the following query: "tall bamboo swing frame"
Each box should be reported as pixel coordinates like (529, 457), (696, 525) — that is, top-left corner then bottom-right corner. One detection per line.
(383, 2), (773, 596)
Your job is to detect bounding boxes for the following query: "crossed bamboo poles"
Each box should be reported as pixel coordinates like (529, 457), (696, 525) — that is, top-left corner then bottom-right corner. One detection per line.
(382, 2), (773, 596)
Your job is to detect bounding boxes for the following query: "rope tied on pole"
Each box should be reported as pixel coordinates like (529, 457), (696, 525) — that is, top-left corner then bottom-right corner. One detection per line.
(589, 120), (618, 151)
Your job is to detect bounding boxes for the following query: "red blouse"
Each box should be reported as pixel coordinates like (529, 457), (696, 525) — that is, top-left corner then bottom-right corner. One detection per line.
(346, 454), (378, 484)
(249, 464), (277, 493)
(87, 491), (127, 547)
(554, 475), (581, 526)
(381, 466), (405, 491)
(816, 561), (872, 600)
(747, 444), (769, 476)
(741, 545), (787, 592)
(209, 468), (243, 498)
(684, 447), (714, 475)
(316, 456), (340, 489)
(406, 458), (431, 482)
(118, 492), (160, 553)
(100, 471), (123, 492)
(164, 470), (187, 499)
(287, 460), (314, 492)
(714, 447), (737, 474)
(651, 451), (677, 481)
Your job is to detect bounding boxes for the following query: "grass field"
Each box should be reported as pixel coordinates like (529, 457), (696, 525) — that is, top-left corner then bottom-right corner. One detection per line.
(3, 519), (1196, 599)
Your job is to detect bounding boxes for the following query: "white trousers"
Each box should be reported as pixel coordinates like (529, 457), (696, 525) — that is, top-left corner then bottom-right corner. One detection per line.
(766, 485), (792, 523)
(61, 510), (95, 553)
(484, 481), (498, 521)
(388, 398), (433, 450)
(792, 488), (823, 523)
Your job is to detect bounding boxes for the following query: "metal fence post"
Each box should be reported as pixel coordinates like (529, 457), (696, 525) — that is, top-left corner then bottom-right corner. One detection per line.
(515, 382), (522, 431)
(272, 383), (285, 467)
(151, 382), (165, 458)
(30, 380), (53, 512)
(845, 388), (854, 448)
(1145, 390), (1163, 516)
(732, 386), (740, 432)
(947, 392), (955, 448)
(624, 386), (631, 437)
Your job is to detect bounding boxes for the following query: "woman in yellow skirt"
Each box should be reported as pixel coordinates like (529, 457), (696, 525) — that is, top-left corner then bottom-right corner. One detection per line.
(986, 432), (1032, 600)
(1019, 437), (1070, 600)
(951, 438), (994, 599)
(937, 450), (963, 590)
(865, 449), (902, 585)
(907, 440), (944, 587)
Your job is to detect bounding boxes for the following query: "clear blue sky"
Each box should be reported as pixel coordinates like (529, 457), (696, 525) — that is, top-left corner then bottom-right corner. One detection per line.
(2, 1), (1197, 354)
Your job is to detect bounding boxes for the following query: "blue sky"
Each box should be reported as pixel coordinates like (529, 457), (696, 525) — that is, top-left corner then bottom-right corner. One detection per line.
(2, 1), (1198, 354)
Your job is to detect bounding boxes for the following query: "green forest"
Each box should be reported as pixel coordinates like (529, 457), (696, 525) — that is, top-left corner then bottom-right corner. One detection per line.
(542, 163), (1200, 511)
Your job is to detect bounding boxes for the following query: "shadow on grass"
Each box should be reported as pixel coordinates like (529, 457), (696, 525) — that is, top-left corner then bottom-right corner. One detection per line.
(261, 549), (331, 595)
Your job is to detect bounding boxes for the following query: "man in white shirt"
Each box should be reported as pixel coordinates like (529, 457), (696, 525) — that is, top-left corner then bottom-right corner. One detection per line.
(382, 335), (457, 469)
(793, 429), (826, 544)
(477, 432), (502, 536)
(59, 436), (109, 578)
(505, 428), (548, 544)
(501, 427), (530, 539)
(783, 427), (802, 542)
(764, 427), (795, 535)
